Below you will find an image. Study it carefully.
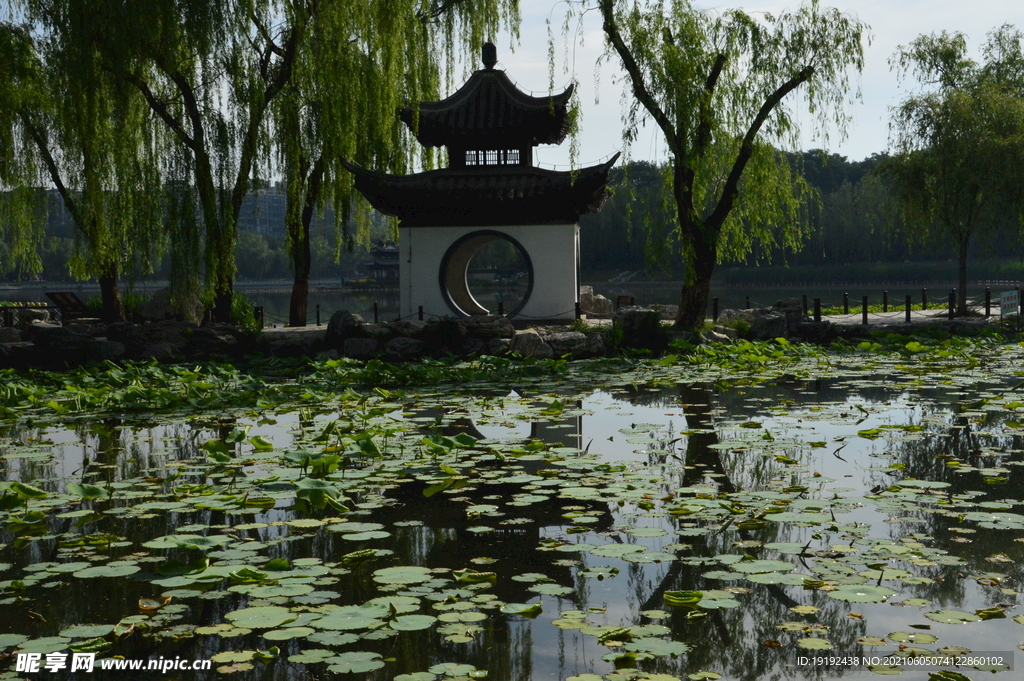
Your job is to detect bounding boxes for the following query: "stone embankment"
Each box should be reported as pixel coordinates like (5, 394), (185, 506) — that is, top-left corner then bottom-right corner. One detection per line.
(0, 297), (1005, 370)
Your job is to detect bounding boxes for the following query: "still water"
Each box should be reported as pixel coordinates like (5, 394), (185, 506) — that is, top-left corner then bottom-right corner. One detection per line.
(2, 346), (1024, 680)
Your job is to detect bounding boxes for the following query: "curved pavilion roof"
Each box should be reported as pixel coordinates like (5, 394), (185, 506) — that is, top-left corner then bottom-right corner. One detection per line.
(342, 154), (620, 227)
(400, 59), (574, 149)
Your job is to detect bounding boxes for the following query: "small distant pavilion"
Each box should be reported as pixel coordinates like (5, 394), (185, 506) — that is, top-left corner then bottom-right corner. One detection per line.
(344, 43), (618, 321)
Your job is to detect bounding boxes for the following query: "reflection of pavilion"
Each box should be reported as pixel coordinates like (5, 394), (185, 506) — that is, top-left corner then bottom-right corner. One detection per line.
(344, 43), (617, 321)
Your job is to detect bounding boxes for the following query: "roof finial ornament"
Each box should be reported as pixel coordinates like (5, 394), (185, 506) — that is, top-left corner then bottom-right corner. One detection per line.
(482, 42), (497, 70)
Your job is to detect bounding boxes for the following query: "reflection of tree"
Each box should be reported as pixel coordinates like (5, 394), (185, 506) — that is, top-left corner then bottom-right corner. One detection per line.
(621, 383), (866, 681)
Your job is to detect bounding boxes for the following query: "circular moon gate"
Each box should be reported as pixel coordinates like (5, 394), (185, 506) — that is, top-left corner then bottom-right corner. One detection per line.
(438, 230), (534, 318)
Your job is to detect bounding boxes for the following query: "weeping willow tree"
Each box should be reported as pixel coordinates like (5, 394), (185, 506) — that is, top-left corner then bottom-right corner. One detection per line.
(23, 0), (314, 323)
(0, 17), (162, 321)
(589, 0), (867, 328)
(886, 26), (1024, 315)
(275, 0), (519, 326)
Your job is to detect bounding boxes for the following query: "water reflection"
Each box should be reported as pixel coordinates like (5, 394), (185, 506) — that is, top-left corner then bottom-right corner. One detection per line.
(2, 376), (1024, 679)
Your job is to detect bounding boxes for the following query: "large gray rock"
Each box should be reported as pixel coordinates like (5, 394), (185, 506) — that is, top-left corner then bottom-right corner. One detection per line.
(137, 288), (174, 321)
(792, 321), (836, 343)
(717, 309), (755, 325)
(713, 325), (738, 340)
(462, 315), (514, 339)
(137, 288), (203, 324)
(774, 299), (805, 326)
(462, 337), (486, 355)
(0, 327), (21, 343)
(583, 331), (606, 357)
(186, 323), (239, 357)
(486, 338), (511, 355)
(614, 308), (665, 350)
(17, 308), (50, 327)
(582, 291), (614, 318)
(343, 337), (379, 358)
(546, 331), (587, 357)
(390, 320), (427, 337)
(749, 311), (788, 340)
(385, 336), (427, 359)
(362, 323), (393, 339)
(95, 340), (126, 361)
(325, 310), (364, 346)
(509, 329), (553, 359)
(701, 330), (732, 344)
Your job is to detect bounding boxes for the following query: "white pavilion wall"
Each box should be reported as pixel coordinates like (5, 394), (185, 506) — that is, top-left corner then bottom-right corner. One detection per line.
(398, 224), (580, 321)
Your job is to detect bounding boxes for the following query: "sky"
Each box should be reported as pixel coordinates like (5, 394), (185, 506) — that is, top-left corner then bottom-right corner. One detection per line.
(469, 0), (1024, 168)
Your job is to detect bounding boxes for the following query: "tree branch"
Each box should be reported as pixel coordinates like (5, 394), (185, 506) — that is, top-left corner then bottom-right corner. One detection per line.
(119, 70), (198, 152)
(706, 65), (814, 232)
(416, 0), (469, 23)
(20, 112), (80, 225)
(694, 53), (726, 156)
(599, 0), (680, 152)
(251, 11), (284, 56)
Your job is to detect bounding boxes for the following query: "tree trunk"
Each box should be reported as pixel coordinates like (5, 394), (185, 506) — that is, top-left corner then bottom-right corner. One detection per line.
(674, 228), (717, 329)
(98, 266), (126, 324)
(288, 158), (325, 327)
(957, 235), (969, 315)
(289, 276), (309, 327)
(214, 286), (233, 324)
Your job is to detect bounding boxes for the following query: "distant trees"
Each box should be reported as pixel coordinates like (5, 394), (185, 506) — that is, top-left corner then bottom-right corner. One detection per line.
(884, 26), (1024, 314)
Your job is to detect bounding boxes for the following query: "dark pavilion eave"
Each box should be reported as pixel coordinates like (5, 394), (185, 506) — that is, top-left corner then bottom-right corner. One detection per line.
(400, 69), (575, 148)
(341, 154), (620, 228)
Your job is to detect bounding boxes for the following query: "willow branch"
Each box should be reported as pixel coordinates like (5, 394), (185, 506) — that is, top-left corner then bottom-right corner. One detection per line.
(599, 0), (680, 152)
(706, 65), (814, 232)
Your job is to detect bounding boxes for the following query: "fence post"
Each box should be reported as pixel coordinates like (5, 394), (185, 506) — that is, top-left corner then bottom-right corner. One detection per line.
(813, 298), (821, 323)
(985, 287), (991, 317)
(862, 296), (868, 325)
(575, 302), (582, 319)
(802, 294), (808, 316)
(843, 292), (849, 314)
(255, 306), (264, 329)
(883, 290), (888, 313)
(374, 302), (379, 323)
(316, 304), (321, 327)
(948, 291), (955, 319)
(922, 288), (927, 310)
(498, 301), (505, 317)
(418, 305), (424, 321)
(905, 295), (911, 324)
(712, 297), (719, 322)
(745, 295), (750, 310)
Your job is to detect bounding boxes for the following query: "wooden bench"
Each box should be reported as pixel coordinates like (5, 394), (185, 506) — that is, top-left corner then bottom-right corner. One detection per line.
(45, 292), (97, 324)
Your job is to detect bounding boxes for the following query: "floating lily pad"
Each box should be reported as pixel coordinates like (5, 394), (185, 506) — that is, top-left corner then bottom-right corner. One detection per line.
(224, 606), (296, 629)
(924, 610), (981, 624)
(326, 651), (385, 674)
(373, 566), (433, 585)
(827, 585), (897, 603)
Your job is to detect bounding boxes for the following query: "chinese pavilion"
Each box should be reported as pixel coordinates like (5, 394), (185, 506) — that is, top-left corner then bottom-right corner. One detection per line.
(343, 42), (618, 320)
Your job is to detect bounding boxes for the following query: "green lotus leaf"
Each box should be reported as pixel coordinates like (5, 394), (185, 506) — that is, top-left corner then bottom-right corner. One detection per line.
(390, 615), (438, 631)
(923, 610), (981, 624)
(622, 638), (691, 656)
(263, 627), (315, 641)
(798, 638), (833, 650)
(311, 605), (389, 630)
(72, 564), (141, 578)
(224, 606), (296, 629)
(889, 632), (937, 644)
(827, 585), (897, 603)
(59, 624), (115, 638)
(372, 566), (433, 585)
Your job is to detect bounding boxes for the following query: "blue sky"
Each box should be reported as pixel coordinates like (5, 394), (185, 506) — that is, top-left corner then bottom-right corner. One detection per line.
(477, 0), (1024, 167)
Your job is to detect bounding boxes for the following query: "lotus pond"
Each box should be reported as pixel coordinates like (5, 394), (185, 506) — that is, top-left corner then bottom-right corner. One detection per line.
(3, 336), (1024, 680)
